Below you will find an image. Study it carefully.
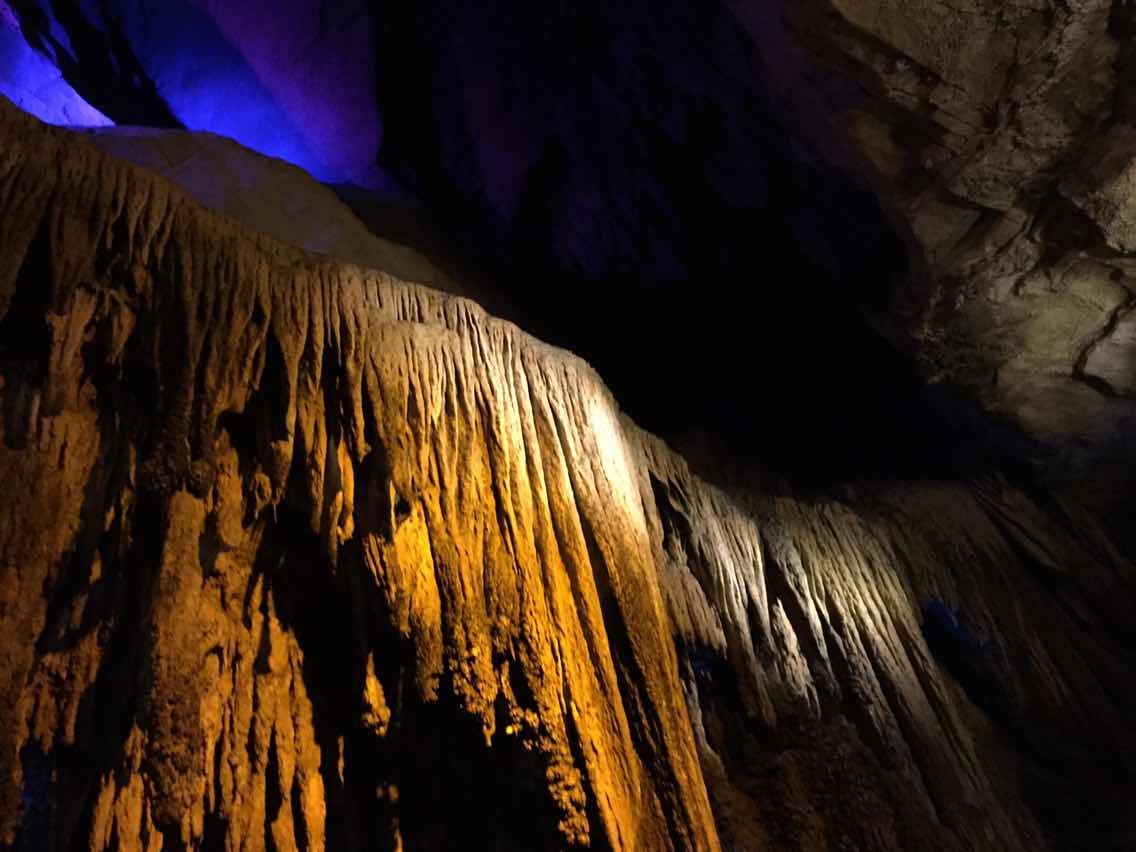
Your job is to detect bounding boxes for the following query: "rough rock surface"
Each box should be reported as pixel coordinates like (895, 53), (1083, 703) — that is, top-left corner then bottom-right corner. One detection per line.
(0, 0), (1023, 488)
(777, 0), (1136, 501)
(7, 0), (1136, 498)
(80, 127), (461, 297)
(1, 100), (1134, 850)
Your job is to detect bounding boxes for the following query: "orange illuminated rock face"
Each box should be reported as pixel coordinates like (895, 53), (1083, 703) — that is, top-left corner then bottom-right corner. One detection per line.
(0, 99), (1133, 850)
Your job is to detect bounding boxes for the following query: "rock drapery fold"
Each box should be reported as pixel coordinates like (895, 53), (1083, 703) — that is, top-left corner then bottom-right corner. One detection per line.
(0, 99), (1133, 850)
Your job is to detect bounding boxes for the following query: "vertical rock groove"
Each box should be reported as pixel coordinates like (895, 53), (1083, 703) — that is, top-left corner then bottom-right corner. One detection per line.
(0, 99), (1133, 850)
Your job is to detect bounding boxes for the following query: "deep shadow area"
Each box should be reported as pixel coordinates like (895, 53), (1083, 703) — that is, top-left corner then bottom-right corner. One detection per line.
(215, 340), (586, 851)
(365, 0), (1030, 486)
(921, 596), (1136, 852)
(250, 504), (587, 852)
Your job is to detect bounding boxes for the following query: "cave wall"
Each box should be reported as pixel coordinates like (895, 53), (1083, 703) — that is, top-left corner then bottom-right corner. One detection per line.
(4, 0), (383, 186)
(4, 0), (945, 486)
(779, 0), (1136, 499)
(6, 0), (1136, 494)
(1, 100), (1134, 850)
(78, 126), (461, 297)
(0, 1), (108, 127)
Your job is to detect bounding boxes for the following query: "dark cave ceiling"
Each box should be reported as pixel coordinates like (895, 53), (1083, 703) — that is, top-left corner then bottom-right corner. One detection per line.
(3, 0), (1134, 500)
(1, 0), (946, 482)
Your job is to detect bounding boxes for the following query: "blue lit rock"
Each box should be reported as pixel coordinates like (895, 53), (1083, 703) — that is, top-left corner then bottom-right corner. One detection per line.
(0, 2), (109, 127)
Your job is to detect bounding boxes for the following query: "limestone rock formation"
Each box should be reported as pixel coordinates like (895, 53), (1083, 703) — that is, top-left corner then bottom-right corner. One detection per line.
(1, 99), (1134, 850)
(2, 0), (382, 185)
(777, 0), (1136, 505)
(4, 0), (939, 489)
(0, 2), (109, 128)
(7, 0), (1136, 498)
(80, 127), (461, 297)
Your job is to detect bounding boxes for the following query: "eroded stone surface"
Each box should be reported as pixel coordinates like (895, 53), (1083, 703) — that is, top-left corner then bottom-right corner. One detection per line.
(775, 0), (1136, 532)
(0, 99), (1134, 851)
(81, 126), (461, 297)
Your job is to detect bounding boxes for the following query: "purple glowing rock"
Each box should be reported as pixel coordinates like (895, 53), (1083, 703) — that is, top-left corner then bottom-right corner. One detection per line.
(7, 0), (385, 187)
(186, 1), (383, 186)
(0, 1), (110, 126)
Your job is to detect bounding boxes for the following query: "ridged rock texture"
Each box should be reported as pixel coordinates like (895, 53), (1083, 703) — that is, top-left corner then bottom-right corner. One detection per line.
(1, 100), (1135, 851)
(79, 127), (461, 297)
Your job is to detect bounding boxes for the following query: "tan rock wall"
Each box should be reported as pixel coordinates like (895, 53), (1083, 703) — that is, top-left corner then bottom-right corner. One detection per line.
(0, 99), (1133, 850)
